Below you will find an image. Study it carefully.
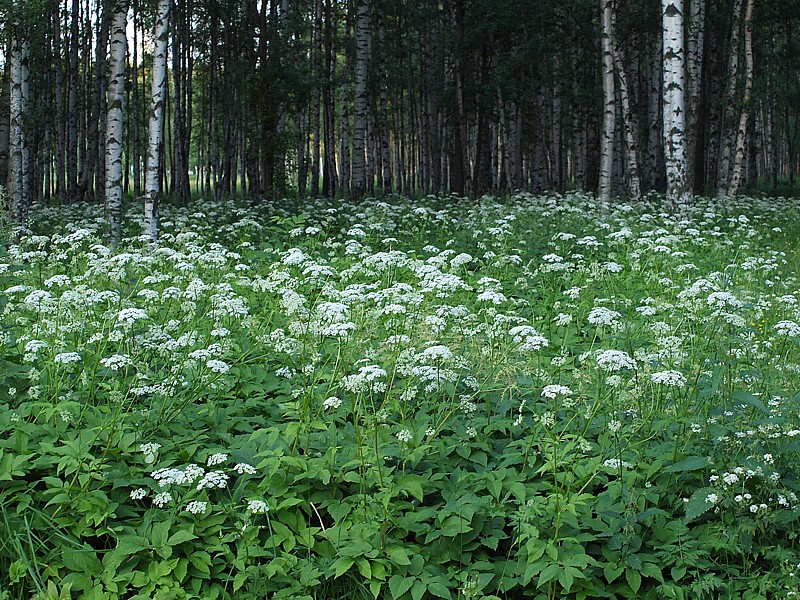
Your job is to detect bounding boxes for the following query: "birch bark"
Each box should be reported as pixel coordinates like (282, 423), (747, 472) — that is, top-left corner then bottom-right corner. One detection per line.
(145, 0), (170, 242)
(727, 0), (754, 196)
(662, 0), (691, 207)
(105, 0), (128, 246)
(599, 0), (615, 204)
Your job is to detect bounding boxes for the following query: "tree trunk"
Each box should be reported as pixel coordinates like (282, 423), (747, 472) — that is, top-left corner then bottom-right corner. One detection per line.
(716, 0), (743, 195)
(611, 3), (642, 201)
(686, 0), (705, 192)
(599, 0), (615, 203)
(726, 0), (754, 196)
(9, 25), (30, 221)
(145, 0), (170, 242)
(105, 0), (128, 246)
(662, 0), (691, 207)
(352, 0), (370, 199)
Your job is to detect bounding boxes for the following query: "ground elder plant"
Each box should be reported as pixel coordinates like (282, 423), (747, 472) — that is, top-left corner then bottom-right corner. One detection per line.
(1, 192), (799, 600)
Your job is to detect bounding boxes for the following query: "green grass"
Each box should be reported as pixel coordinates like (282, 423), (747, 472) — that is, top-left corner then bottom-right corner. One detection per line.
(1, 192), (799, 600)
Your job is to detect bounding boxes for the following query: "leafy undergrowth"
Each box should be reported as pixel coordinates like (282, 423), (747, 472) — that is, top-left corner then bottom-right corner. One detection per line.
(1, 192), (800, 600)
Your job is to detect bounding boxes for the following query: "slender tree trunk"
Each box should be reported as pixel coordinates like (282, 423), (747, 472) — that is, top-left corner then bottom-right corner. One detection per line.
(662, 0), (691, 207)
(611, 3), (642, 201)
(686, 0), (705, 192)
(352, 0), (370, 199)
(67, 0), (80, 203)
(716, 0), (743, 194)
(9, 26), (30, 221)
(726, 0), (754, 196)
(599, 0), (615, 203)
(145, 0), (169, 241)
(105, 0), (128, 245)
(0, 58), (8, 191)
(132, 1), (141, 198)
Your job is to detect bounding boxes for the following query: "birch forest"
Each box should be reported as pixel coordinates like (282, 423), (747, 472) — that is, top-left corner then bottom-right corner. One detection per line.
(4, 2), (800, 599)
(1, 0), (798, 228)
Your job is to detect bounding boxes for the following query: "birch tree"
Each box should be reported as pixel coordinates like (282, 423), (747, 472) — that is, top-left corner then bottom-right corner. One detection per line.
(727, 0), (755, 196)
(8, 13), (30, 221)
(351, 0), (370, 198)
(611, 2), (642, 201)
(686, 0), (705, 191)
(599, 0), (615, 204)
(662, 0), (691, 207)
(105, 0), (128, 246)
(145, 0), (170, 242)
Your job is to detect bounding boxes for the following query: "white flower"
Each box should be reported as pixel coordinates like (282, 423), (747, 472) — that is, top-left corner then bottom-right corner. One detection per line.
(130, 488), (147, 500)
(233, 463), (257, 475)
(749, 504), (759, 513)
(774, 320), (800, 337)
(705, 493), (719, 505)
(196, 470), (229, 491)
(763, 453), (773, 463)
(508, 325), (549, 352)
(153, 491), (173, 507)
(54, 352), (82, 365)
(587, 307), (621, 327)
(541, 384), (573, 399)
(140, 442), (162, 455)
(396, 429), (413, 443)
(552, 313), (573, 326)
(117, 308), (149, 325)
(207, 453), (228, 466)
(185, 501), (208, 515)
(247, 499), (269, 514)
(596, 350), (637, 372)
(650, 370), (687, 386)
(206, 359), (230, 374)
(607, 419), (622, 433)
(100, 354), (132, 371)
(603, 458), (632, 469)
(323, 396), (343, 410)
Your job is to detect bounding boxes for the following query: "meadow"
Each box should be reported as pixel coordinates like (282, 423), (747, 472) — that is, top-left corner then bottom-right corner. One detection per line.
(1, 191), (799, 600)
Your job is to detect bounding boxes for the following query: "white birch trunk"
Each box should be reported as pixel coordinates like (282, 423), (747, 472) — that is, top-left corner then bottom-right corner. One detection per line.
(611, 4), (642, 201)
(662, 0), (691, 207)
(105, 0), (128, 246)
(145, 0), (170, 242)
(599, 0), (616, 204)
(351, 0), (370, 198)
(727, 0), (754, 196)
(716, 0), (743, 194)
(8, 26), (29, 221)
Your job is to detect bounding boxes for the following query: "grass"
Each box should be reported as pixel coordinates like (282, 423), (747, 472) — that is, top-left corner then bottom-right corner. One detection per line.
(0, 191), (799, 600)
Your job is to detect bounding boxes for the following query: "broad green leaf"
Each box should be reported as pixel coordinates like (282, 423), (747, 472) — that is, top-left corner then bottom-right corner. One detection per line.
(332, 557), (354, 578)
(167, 530), (197, 546)
(684, 487), (717, 523)
(730, 391), (769, 413)
(665, 456), (710, 473)
(389, 575), (414, 599)
(626, 568), (641, 593)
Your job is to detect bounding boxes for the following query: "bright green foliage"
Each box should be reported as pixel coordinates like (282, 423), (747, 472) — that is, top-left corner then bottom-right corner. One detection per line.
(1, 193), (800, 599)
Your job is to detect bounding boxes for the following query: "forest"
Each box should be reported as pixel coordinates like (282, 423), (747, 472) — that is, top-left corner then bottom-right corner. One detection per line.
(2, 0), (800, 233)
(2, 1), (800, 600)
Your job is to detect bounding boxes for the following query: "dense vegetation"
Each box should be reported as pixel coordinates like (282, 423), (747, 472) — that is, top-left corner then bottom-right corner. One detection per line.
(1, 192), (799, 599)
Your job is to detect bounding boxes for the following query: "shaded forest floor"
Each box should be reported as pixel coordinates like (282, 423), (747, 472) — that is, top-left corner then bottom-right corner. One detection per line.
(1, 192), (800, 599)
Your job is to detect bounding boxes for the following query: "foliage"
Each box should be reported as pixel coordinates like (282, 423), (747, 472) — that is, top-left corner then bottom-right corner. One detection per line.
(1, 192), (800, 599)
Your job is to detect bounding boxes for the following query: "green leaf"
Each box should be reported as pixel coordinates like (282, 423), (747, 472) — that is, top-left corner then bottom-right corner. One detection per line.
(730, 391), (769, 413)
(333, 557), (354, 578)
(626, 568), (641, 593)
(386, 546), (412, 566)
(62, 547), (102, 574)
(604, 564), (624, 583)
(167, 530), (197, 546)
(640, 562), (663, 582)
(684, 487), (717, 522)
(411, 579), (426, 600)
(665, 456), (711, 473)
(537, 564), (561, 587)
(389, 575), (414, 599)
(427, 581), (452, 599)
